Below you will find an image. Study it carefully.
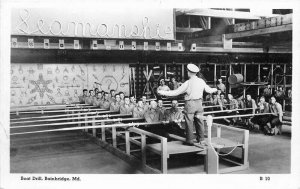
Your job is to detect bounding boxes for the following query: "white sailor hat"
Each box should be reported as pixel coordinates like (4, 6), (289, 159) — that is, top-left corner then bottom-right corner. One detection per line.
(187, 64), (199, 73)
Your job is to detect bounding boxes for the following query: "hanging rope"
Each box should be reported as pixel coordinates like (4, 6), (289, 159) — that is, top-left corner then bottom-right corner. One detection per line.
(217, 145), (239, 156)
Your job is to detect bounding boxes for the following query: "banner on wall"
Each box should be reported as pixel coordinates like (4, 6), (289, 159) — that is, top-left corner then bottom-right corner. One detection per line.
(11, 8), (174, 40)
(10, 63), (130, 106)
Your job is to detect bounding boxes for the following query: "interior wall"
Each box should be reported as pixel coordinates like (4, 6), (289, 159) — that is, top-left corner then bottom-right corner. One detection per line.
(10, 63), (130, 106)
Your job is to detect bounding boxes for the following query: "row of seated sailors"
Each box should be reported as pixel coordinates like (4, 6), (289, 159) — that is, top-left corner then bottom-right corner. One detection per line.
(205, 93), (256, 112)
(205, 92), (283, 135)
(205, 92), (281, 113)
(78, 89), (183, 123)
(79, 89), (282, 135)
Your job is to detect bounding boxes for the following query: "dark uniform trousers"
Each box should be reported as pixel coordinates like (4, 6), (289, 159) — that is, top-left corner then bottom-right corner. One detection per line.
(269, 115), (281, 128)
(251, 114), (270, 130)
(184, 99), (204, 143)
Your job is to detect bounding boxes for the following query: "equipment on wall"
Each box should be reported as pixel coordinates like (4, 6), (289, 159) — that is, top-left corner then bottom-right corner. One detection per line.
(142, 67), (156, 99)
(129, 67), (136, 98)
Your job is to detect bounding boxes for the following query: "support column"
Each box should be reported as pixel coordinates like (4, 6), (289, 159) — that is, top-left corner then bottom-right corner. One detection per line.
(84, 114), (88, 132)
(271, 64), (274, 89)
(206, 115), (218, 174)
(229, 64), (232, 93)
(258, 64), (261, 82)
(244, 64), (247, 82)
(243, 64), (247, 98)
(214, 64), (217, 86)
(78, 113), (81, 127)
(101, 122), (106, 142)
(258, 64), (261, 97)
(283, 64), (287, 89)
(112, 127), (117, 147)
(141, 134), (146, 166)
(240, 64), (243, 75)
(242, 130), (249, 166)
(181, 64), (185, 81)
(232, 9), (235, 25)
(92, 117), (96, 137)
(207, 17), (211, 29)
(125, 131), (130, 155)
(161, 138), (168, 174)
(146, 64), (149, 77)
(222, 34), (232, 49)
(146, 64), (150, 98)
(164, 64), (167, 79)
(283, 64), (287, 111)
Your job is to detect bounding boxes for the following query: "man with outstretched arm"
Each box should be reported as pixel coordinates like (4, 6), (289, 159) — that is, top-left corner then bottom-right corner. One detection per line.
(158, 64), (217, 146)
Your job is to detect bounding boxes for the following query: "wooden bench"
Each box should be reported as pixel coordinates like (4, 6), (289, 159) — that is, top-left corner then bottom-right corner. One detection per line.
(125, 120), (249, 174)
(82, 115), (249, 174)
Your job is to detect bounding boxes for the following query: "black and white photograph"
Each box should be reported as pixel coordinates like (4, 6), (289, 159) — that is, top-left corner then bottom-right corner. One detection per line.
(0, 0), (300, 188)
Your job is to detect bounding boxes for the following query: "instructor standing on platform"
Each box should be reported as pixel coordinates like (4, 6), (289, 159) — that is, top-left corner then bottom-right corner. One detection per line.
(158, 64), (217, 146)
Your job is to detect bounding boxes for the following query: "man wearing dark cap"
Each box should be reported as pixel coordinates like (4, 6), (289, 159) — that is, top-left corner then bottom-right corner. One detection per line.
(158, 64), (217, 146)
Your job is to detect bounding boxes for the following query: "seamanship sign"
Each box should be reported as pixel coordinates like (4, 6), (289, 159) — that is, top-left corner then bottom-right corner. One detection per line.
(11, 8), (174, 40)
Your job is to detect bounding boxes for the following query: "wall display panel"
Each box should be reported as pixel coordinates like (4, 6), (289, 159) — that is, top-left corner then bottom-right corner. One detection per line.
(11, 8), (174, 40)
(10, 63), (130, 106)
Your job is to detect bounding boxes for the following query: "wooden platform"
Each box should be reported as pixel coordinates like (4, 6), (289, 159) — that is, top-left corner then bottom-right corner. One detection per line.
(147, 141), (205, 156)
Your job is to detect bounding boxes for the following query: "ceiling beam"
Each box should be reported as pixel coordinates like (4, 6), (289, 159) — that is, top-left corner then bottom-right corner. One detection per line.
(194, 46), (291, 54)
(176, 27), (203, 33)
(225, 24), (292, 39)
(175, 9), (262, 20)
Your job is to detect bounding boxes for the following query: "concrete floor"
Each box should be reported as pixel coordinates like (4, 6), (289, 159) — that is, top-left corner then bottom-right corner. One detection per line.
(11, 131), (141, 174)
(235, 126), (291, 174)
(10, 113), (291, 174)
(165, 125), (291, 174)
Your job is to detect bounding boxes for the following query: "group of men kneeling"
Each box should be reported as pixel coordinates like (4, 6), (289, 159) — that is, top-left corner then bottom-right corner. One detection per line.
(205, 92), (283, 135)
(78, 88), (185, 138)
